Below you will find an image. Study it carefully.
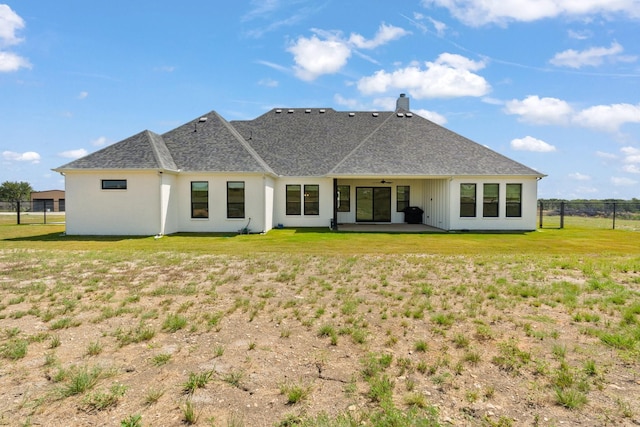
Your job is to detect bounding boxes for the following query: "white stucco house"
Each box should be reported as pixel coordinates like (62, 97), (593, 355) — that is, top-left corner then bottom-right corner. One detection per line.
(54, 95), (544, 235)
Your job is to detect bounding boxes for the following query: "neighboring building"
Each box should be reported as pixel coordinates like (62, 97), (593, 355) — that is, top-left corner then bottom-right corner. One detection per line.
(30, 190), (65, 212)
(54, 95), (544, 235)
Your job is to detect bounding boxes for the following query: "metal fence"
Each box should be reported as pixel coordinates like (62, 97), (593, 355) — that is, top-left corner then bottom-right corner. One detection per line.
(538, 200), (640, 231)
(0, 200), (66, 225)
(2, 199), (639, 230)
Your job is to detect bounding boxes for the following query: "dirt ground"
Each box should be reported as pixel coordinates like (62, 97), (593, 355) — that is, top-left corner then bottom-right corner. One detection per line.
(1, 251), (639, 426)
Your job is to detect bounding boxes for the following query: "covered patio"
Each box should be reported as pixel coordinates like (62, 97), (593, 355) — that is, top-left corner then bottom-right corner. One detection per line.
(336, 223), (445, 233)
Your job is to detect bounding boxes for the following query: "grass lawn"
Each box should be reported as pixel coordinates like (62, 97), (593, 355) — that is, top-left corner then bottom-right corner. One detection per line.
(0, 222), (639, 426)
(1, 221), (639, 256)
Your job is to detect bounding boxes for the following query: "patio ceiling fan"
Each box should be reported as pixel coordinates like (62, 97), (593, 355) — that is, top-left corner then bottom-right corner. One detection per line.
(375, 179), (393, 184)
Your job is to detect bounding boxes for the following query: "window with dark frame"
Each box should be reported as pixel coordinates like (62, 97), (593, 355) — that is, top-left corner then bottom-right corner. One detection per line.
(304, 184), (319, 215)
(506, 183), (522, 217)
(337, 185), (350, 212)
(191, 181), (208, 218)
(483, 183), (499, 217)
(101, 179), (127, 190)
(460, 183), (476, 217)
(397, 186), (410, 212)
(286, 185), (301, 215)
(227, 181), (245, 218)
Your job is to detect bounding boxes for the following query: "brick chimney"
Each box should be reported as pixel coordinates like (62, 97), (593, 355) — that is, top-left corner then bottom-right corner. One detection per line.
(396, 93), (410, 111)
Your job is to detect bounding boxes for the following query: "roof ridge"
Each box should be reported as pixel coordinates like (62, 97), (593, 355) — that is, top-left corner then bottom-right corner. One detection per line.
(214, 112), (276, 175)
(143, 130), (178, 171)
(327, 111), (396, 175)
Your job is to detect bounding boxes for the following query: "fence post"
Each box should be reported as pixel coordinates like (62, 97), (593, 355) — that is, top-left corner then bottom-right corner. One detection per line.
(539, 200), (544, 228)
(560, 201), (565, 229)
(44, 200), (47, 225)
(612, 202), (616, 230)
(16, 200), (21, 225)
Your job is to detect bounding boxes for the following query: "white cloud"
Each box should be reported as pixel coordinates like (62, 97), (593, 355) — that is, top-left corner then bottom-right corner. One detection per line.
(348, 23), (409, 49)
(482, 97), (504, 106)
(91, 137), (108, 147)
(569, 172), (591, 180)
(573, 103), (640, 132)
(567, 29), (592, 40)
(0, 5), (30, 73)
(2, 150), (40, 163)
(59, 149), (88, 159)
(409, 13), (449, 37)
(256, 60), (290, 73)
(511, 136), (556, 152)
(504, 95), (573, 125)
(622, 164), (640, 173)
(611, 176), (638, 186)
(596, 151), (617, 160)
(371, 97), (397, 110)
(574, 186), (599, 195)
(288, 33), (351, 81)
(0, 4), (24, 47)
(414, 109), (448, 125)
(421, 0), (640, 27)
(506, 96), (640, 133)
(550, 42), (636, 68)
(287, 24), (409, 81)
(621, 146), (640, 163)
(78, 91), (89, 100)
(428, 17), (448, 36)
(357, 53), (490, 99)
(0, 50), (31, 72)
(333, 94), (361, 109)
(258, 78), (279, 87)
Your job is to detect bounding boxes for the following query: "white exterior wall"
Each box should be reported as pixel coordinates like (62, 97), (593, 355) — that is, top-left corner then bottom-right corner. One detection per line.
(63, 171), (539, 235)
(273, 177), (334, 228)
(64, 171), (161, 235)
(448, 177), (538, 231)
(160, 172), (178, 235)
(336, 179), (428, 224)
(263, 177), (275, 233)
(175, 173), (267, 233)
(422, 179), (450, 230)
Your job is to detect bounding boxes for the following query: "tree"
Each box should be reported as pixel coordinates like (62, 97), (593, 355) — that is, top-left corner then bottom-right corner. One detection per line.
(0, 181), (33, 211)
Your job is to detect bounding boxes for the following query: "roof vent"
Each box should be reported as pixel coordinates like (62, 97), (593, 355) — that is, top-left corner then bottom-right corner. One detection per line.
(372, 112), (379, 117)
(397, 113), (405, 117)
(288, 109), (294, 114)
(349, 112), (355, 117)
(319, 109), (326, 114)
(406, 113), (413, 118)
(275, 109), (282, 114)
(198, 117), (207, 122)
(305, 109), (311, 113)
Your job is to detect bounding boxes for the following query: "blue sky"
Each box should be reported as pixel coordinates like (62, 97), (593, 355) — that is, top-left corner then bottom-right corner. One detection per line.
(1, 1), (639, 199)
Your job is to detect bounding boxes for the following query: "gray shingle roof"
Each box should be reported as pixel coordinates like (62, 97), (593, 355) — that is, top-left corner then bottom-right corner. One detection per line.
(55, 107), (543, 178)
(162, 111), (273, 173)
(56, 130), (178, 171)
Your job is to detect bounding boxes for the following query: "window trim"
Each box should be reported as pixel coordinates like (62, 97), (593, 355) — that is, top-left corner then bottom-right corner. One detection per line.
(396, 185), (410, 212)
(482, 183), (499, 218)
(286, 184), (301, 215)
(101, 179), (127, 190)
(506, 183), (522, 218)
(191, 181), (209, 219)
(460, 183), (477, 218)
(227, 181), (245, 219)
(304, 184), (320, 216)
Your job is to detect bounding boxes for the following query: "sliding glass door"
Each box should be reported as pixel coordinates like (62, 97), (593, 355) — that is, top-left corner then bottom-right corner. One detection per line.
(356, 187), (391, 222)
